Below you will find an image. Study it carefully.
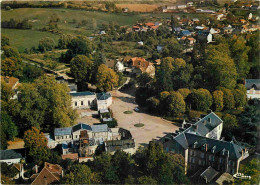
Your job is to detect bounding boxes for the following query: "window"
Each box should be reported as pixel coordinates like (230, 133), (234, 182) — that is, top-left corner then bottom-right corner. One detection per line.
(200, 153), (205, 158)
(192, 158), (195, 164)
(219, 158), (223, 163)
(75, 102), (77, 106)
(88, 101), (90, 105)
(166, 147), (169, 152)
(61, 136), (63, 139)
(75, 135), (78, 138)
(191, 150), (195, 156)
(207, 118), (211, 122)
(81, 101), (83, 105)
(209, 155), (215, 161)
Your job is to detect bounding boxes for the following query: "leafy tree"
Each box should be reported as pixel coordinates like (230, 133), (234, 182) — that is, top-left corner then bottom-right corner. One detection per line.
(217, 87), (235, 110)
(204, 43), (237, 90)
(24, 127), (49, 165)
(247, 32), (260, 78)
(15, 75), (77, 132)
(0, 162), (18, 178)
(230, 36), (250, 80)
(0, 129), (8, 149)
(237, 104), (260, 146)
(172, 63), (193, 90)
(1, 35), (10, 48)
(222, 114), (238, 140)
(2, 46), (20, 58)
(212, 90), (224, 111)
(58, 34), (73, 49)
(1, 81), (14, 102)
(161, 37), (183, 58)
(96, 64), (118, 92)
(232, 89), (247, 108)
(186, 88), (212, 111)
(156, 57), (174, 92)
(1, 58), (18, 76)
(70, 55), (93, 85)
(238, 158), (260, 185)
(38, 37), (55, 52)
(1, 111), (18, 141)
(158, 91), (170, 113)
(177, 88), (191, 99)
(146, 96), (160, 113)
(62, 164), (92, 185)
(166, 91), (186, 117)
(137, 176), (157, 184)
(137, 72), (152, 88)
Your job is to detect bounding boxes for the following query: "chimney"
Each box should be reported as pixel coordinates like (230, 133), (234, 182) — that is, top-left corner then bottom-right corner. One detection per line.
(35, 164), (38, 173)
(206, 144), (208, 152)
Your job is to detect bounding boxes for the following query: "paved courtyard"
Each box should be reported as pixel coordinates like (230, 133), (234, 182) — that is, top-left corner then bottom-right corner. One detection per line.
(110, 88), (179, 147)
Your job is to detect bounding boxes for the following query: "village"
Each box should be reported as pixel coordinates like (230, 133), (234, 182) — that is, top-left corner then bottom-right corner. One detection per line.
(1, 0), (260, 184)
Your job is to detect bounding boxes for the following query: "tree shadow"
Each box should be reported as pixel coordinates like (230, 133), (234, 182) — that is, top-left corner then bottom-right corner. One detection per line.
(116, 96), (136, 105)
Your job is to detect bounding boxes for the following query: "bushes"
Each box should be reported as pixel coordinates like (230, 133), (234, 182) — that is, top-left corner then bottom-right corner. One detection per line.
(38, 37), (55, 52)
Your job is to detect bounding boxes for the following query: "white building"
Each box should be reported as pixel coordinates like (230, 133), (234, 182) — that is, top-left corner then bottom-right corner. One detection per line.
(245, 79), (260, 99)
(0, 149), (24, 165)
(70, 91), (112, 110)
(115, 61), (125, 72)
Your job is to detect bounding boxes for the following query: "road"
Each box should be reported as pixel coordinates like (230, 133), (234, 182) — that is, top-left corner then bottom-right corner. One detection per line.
(110, 88), (179, 147)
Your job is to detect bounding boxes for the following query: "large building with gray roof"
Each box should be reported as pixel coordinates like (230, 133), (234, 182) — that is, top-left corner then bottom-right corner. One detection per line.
(70, 91), (112, 110)
(159, 112), (249, 176)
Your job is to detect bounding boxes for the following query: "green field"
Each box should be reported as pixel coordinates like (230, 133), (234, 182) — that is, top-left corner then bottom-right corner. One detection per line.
(1, 29), (59, 52)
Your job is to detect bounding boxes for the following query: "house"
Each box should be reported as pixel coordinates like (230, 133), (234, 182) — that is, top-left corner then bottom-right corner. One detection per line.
(197, 30), (213, 43)
(137, 41), (143, 45)
(187, 2), (193, 6)
(99, 30), (106, 35)
(1, 76), (20, 99)
(115, 61), (125, 72)
(0, 149), (25, 165)
(129, 57), (155, 76)
(159, 112), (249, 175)
(70, 91), (97, 109)
(223, 26), (233, 34)
(145, 22), (155, 27)
(56, 76), (77, 93)
(105, 139), (136, 154)
(30, 162), (63, 185)
(96, 92), (112, 110)
(187, 37), (196, 45)
(179, 30), (192, 37)
(177, 4), (187, 9)
(248, 13), (253, 20)
(245, 79), (260, 99)
(155, 22), (162, 26)
(154, 59), (161, 65)
(157, 45), (164, 52)
(132, 25), (141, 32)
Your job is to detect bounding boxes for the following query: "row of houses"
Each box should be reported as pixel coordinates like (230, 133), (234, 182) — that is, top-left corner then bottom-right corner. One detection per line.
(45, 122), (135, 162)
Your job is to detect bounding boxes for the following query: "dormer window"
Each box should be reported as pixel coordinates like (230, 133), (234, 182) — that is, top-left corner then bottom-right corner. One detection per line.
(193, 141), (198, 149)
(207, 118), (211, 123)
(222, 148), (226, 156)
(211, 146), (216, 153)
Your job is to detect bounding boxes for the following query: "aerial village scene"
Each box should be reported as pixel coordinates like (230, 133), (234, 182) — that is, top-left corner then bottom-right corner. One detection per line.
(0, 0), (259, 184)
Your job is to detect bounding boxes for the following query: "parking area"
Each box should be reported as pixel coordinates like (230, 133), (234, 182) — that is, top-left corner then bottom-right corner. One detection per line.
(110, 89), (179, 147)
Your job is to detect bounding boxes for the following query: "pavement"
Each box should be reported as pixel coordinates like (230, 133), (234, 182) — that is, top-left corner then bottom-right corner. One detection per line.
(110, 88), (179, 147)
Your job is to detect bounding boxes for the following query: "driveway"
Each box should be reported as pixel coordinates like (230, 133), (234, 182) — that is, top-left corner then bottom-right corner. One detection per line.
(110, 88), (179, 147)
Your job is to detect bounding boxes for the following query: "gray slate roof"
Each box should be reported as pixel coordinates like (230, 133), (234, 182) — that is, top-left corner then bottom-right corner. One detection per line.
(105, 139), (135, 152)
(72, 123), (92, 132)
(200, 166), (219, 183)
(245, 79), (260, 90)
(0, 149), (23, 160)
(54, 127), (72, 136)
(70, 91), (95, 97)
(91, 124), (109, 132)
(97, 92), (111, 100)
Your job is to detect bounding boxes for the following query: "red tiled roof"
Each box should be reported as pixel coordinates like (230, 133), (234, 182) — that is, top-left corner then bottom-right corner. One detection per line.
(145, 22), (155, 27)
(1, 76), (19, 89)
(130, 57), (154, 73)
(150, 25), (159, 30)
(31, 162), (63, 185)
(62, 153), (78, 161)
(188, 37), (195, 41)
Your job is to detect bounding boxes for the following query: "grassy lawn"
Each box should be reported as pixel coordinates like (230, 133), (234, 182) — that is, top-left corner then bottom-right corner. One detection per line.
(134, 123), (144, 127)
(124, 110), (133, 114)
(2, 28), (59, 52)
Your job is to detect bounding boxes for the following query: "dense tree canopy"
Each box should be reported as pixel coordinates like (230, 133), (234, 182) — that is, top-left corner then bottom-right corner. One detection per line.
(166, 91), (186, 117)
(14, 75), (77, 133)
(96, 64), (118, 92)
(187, 88), (212, 111)
(204, 43), (237, 90)
(38, 37), (56, 52)
(24, 127), (49, 165)
(70, 55), (93, 84)
(1, 58), (19, 76)
(2, 46), (20, 58)
(212, 90), (224, 111)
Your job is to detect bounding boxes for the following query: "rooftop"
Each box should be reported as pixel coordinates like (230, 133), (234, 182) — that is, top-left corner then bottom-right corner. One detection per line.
(70, 91), (96, 97)
(54, 127), (72, 136)
(91, 124), (109, 133)
(72, 123), (92, 132)
(97, 92), (111, 100)
(0, 149), (24, 160)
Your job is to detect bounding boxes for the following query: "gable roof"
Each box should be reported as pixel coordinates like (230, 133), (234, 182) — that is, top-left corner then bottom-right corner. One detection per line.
(72, 123), (92, 132)
(91, 124), (109, 132)
(200, 166), (219, 183)
(0, 149), (23, 160)
(70, 91), (95, 97)
(97, 92), (111, 100)
(31, 163), (62, 185)
(54, 127), (72, 136)
(130, 57), (154, 73)
(245, 79), (260, 90)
